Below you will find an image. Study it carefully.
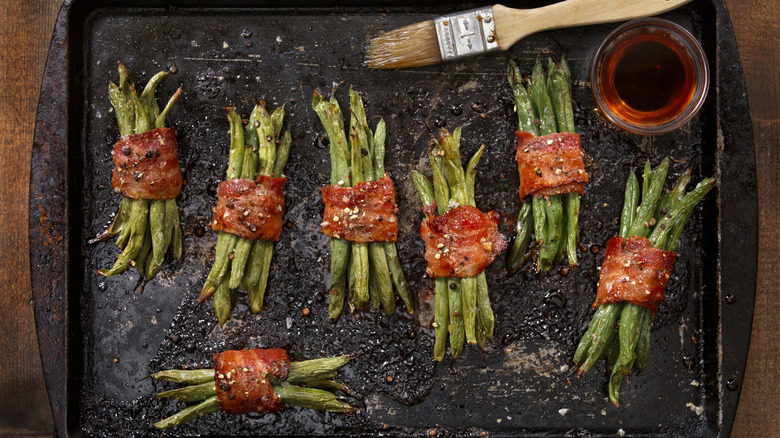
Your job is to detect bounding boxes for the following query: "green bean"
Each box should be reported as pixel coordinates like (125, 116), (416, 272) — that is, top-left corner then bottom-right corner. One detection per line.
(225, 108), (245, 180)
(538, 195), (562, 273)
(245, 240), (272, 313)
(461, 276), (478, 344)
(108, 81), (134, 137)
(641, 160), (652, 206)
(328, 238), (349, 321)
(153, 396), (220, 430)
(312, 91), (350, 184)
(287, 355), (351, 384)
(507, 59), (539, 135)
(412, 171), (436, 207)
(448, 278), (465, 359)
(634, 307), (652, 373)
(564, 192), (580, 266)
(619, 171), (640, 238)
(129, 86), (150, 135)
(384, 242), (413, 313)
(98, 199), (149, 276)
(139, 71), (167, 124)
(147, 199), (167, 278)
(228, 239), (253, 290)
(369, 243), (395, 315)
(532, 196), (547, 249)
(136, 222), (153, 278)
(170, 199), (183, 260)
(350, 243), (370, 309)
(507, 202), (533, 273)
(548, 60), (575, 133)
(573, 303), (622, 373)
(649, 178), (715, 252)
(273, 130), (292, 177)
(272, 384), (355, 413)
(301, 379), (354, 396)
(628, 158), (669, 239)
(530, 59), (557, 135)
(435, 130), (469, 206)
(106, 197), (132, 248)
(608, 303), (644, 406)
(554, 208), (567, 267)
(313, 91), (351, 320)
(150, 369), (215, 384)
(155, 87), (183, 129)
(433, 278), (450, 362)
(270, 105), (285, 139)
(429, 152), (450, 215)
(368, 264), (381, 310)
(198, 232), (239, 303)
(214, 280), (237, 327)
(475, 272), (493, 339)
(155, 381), (216, 402)
(257, 105), (277, 177)
(227, 117), (257, 290)
(464, 144), (485, 204)
(372, 119), (387, 175)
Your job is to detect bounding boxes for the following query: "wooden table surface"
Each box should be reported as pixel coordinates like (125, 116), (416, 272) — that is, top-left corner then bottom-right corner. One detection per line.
(1, 1), (777, 436)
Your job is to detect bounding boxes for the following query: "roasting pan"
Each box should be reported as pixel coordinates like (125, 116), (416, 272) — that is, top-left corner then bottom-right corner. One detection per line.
(30, 0), (757, 436)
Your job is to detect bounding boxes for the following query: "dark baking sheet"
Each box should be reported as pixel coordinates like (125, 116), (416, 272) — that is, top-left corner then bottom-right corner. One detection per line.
(30, 0), (757, 437)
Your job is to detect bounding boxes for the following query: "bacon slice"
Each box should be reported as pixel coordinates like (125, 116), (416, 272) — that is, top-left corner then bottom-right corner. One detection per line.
(515, 131), (588, 199)
(420, 205), (507, 278)
(111, 127), (183, 200)
(212, 348), (290, 415)
(211, 175), (287, 241)
(321, 174), (398, 243)
(592, 236), (677, 315)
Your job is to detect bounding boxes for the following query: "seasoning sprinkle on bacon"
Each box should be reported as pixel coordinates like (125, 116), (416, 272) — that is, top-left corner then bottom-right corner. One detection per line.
(321, 174), (398, 243)
(592, 236), (677, 315)
(211, 175), (287, 241)
(420, 205), (507, 278)
(111, 127), (183, 200)
(515, 131), (588, 199)
(212, 348), (290, 415)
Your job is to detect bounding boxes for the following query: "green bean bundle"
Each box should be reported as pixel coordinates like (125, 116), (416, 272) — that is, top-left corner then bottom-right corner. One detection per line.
(312, 88), (413, 320)
(92, 63), (184, 281)
(196, 103), (292, 325)
(151, 353), (355, 429)
(573, 160), (714, 406)
(506, 57), (583, 274)
(412, 128), (498, 360)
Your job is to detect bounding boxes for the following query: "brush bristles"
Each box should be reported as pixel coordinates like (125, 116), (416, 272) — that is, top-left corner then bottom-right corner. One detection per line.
(365, 20), (442, 70)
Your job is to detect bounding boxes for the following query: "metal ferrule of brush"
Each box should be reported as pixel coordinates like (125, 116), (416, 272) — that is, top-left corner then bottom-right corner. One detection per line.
(434, 7), (499, 62)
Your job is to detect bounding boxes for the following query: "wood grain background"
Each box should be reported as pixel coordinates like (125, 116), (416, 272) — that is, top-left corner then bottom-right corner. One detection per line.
(1, 0), (777, 436)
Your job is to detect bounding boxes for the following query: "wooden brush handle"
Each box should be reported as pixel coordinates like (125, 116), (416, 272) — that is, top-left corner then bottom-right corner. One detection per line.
(493, 0), (693, 50)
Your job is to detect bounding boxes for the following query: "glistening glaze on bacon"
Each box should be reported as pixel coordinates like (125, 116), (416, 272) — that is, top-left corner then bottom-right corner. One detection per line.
(321, 174), (398, 243)
(111, 127), (183, 200)
(515, 131), (588, 199)
(211, 175), (287, 241)
(212, 348), (290, 415)
(592, 236), (677, 315)
(420, 205), (507, 278)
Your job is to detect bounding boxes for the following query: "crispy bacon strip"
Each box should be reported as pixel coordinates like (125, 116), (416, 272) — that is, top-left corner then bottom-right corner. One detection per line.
(420, 205), (507, 278)
(111, 127), (183, 200)
(593, 236), (677, 315)
(212, 348), (290, 415)
(515, 131), (588, 199)
(211, 175), (287, 241)
(321, 174), (398, 243)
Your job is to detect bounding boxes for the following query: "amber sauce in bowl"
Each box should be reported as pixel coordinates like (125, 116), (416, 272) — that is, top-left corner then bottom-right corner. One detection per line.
(591, 19), (709, 134)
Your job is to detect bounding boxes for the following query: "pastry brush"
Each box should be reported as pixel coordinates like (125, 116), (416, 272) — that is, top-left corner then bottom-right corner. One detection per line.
(365, 0), (692, 69)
